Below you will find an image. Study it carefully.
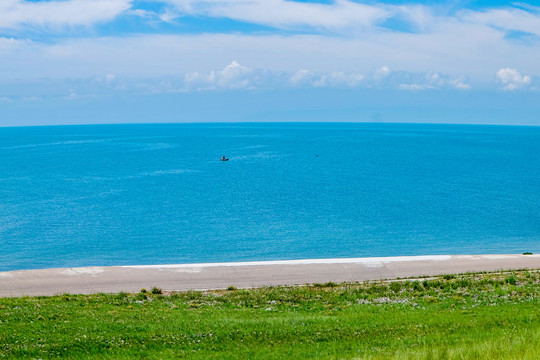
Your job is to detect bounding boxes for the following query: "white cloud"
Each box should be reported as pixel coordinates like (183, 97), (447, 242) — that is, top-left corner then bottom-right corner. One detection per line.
(317, 71), (363, 87)
(0, 37), (35, 53)
(290, 69), (363, 88)
(160, 0), (391, 31)
(0, 0), (131, 29)
(159, 9), (180, 23)
(0, 32), (531, 88)
(460, 7), (540, 37)
(374, 65), (391, 81)
(393, 4), (435, 32)
(450, 76), (471, 90)
(128, 9), (156, 19)
(392, 71), (471, 91)
(181, 65), (467, 92)
(155, 1), (540, 40)
(184, 61), (261, 90)
(496, 67), (531, 90)
(0, 59), (475, 99)
(0, 2), (538, 94)
(184, 62), (364, 91)
(290, 69), (314, 85)
(398, 83), (427, 90)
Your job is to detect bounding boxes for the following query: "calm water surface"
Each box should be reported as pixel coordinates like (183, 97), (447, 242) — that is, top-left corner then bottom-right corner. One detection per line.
(1, 123), (539, 271)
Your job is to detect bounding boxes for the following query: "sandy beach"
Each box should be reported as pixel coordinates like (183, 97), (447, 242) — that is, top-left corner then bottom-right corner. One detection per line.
(1, 254), (539, 297)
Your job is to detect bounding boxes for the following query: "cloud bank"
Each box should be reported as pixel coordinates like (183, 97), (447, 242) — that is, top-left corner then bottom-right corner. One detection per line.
(0, 61), (478, 102)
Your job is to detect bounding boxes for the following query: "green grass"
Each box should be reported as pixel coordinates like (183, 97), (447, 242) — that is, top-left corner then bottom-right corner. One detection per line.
(1, 270), (539, 359)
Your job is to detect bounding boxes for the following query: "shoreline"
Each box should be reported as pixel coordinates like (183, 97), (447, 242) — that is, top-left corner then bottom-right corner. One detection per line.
(1, 254), (539, 298)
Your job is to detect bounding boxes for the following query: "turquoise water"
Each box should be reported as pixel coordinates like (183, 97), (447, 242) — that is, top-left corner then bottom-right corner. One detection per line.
(1, 123), (539, 271)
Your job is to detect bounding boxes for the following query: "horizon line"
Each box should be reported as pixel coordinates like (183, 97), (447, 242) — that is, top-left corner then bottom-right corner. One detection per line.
(2, 121), (540, 129)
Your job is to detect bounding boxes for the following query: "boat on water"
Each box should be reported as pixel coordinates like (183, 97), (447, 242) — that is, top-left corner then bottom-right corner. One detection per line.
(220, 156), (229, 161)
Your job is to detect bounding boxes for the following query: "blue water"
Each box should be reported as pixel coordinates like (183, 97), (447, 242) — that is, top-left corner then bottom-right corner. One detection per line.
(1, 123), (539, 271)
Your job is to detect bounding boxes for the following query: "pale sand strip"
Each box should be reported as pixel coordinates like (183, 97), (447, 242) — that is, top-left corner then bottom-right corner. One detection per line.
(0, 254), (539, 298)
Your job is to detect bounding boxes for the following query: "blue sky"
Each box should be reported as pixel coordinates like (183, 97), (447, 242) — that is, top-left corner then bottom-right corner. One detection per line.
(0, 0), (539, 126)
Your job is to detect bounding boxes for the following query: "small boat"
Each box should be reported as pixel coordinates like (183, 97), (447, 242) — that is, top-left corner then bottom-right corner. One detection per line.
(220, 156), (229, 161)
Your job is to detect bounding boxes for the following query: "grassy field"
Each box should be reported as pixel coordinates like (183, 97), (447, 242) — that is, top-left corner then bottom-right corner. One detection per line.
(1, 270), (539, 359)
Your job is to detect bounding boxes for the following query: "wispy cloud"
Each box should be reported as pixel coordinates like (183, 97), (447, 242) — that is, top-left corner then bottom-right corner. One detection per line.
(0, 0), (131, 29)
(153, 0), (540, 39)
(158, 0), (390, 32)
(460, 7), (540, 37)
(3, 1), (540, 39)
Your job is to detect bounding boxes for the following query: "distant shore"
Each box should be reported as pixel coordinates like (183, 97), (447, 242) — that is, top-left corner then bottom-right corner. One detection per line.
(1, 254), (539, 297)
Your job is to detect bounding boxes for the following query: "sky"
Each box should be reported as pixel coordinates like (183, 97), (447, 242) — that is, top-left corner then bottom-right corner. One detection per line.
(0, 0), (539, 126)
